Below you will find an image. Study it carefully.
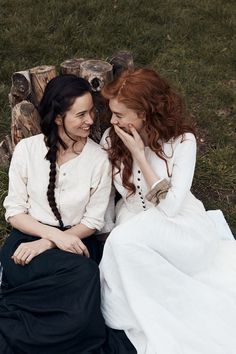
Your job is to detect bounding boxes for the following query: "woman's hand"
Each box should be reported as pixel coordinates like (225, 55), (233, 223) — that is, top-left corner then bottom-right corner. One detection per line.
(12, 239), (54, 266)
(51, 229), (90, 258)
(114, 124), (145, 162)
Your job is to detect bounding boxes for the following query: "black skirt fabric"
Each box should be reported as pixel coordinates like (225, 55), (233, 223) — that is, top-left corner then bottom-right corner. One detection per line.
(0, 229), (136, 354)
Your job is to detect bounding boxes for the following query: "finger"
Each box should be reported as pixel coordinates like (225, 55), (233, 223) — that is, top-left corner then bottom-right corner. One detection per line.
(12, 244), (24, 259)
(114, 125), (133, 144)
(129, 124), (141, 140)
(12, 249), (28, 265)
(71, 243), (84, 255)
(19, 250), (32, 266)
(25, 252), (36, 265)
(79, 243), (90, 258)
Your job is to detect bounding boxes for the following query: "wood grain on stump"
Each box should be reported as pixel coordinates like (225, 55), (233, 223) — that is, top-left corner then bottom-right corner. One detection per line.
(60, 58), (86, 76)
(30, 65), (56, 105)
(80, 60), (113, 91)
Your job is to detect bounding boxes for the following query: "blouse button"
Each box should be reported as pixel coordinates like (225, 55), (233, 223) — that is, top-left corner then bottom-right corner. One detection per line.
(138, 192), (142, 195)
(141, 196), (144, 200)
(137, 186), (140, 189)
(142, 206), (146, 209)
(138, 170), (141, 173)
(142, 201), (145, 204)
(137, 178), (140, 181)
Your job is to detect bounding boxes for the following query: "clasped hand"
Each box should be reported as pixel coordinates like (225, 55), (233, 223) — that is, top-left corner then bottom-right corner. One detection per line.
(12, 230), (89, 266)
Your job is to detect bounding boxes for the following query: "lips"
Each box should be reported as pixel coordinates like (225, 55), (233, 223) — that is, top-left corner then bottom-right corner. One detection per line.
(81, 127), (90, 131)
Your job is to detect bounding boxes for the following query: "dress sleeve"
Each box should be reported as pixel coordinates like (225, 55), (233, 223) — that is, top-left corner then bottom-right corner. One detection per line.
(100, 127), (111, 149)
(80, 156), (112, 231)
(156, 133), (197, 217)
(3, 140), (29, 221)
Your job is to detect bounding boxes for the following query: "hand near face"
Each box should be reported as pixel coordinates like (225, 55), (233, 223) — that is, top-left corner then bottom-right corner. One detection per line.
(114, 124), (145, 161)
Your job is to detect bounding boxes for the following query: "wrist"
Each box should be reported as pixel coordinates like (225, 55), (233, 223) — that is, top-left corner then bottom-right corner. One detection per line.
(39, 224), (61, 243)
(133, 150), (146, 164)
(40, 238), (55, 249)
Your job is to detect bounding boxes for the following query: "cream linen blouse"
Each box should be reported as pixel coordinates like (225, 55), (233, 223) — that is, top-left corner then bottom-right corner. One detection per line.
(4, 134), (112, 230)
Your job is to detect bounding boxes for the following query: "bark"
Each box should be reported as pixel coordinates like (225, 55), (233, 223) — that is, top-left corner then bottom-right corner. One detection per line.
(30, 65), (56, 105)
(109, 51), (134, 78)
(11, 101), (41, 148)
(8, 71), (32, 108)
(0, 136), (13, 167)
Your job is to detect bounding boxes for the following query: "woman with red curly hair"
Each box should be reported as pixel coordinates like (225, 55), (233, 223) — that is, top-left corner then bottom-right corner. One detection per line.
(99, 68), (236, 354)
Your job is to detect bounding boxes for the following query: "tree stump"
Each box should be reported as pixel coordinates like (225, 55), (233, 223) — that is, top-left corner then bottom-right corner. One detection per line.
(30, 65), (56, 106)
(109, 51), (134, 78)
(60, 58), (86, 76)
(80, 60), (113, 91)
(0, 136), (13, 167)
(8, 71), (32, 108)
(11, 101), (41, 148)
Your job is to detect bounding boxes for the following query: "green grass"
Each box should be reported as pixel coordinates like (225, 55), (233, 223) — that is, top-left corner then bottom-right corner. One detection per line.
(0, 0), (235, 239)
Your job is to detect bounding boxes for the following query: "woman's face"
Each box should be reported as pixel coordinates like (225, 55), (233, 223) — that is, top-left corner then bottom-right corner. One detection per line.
(109, 98), (145, 134)
(56, 93), (94, 140)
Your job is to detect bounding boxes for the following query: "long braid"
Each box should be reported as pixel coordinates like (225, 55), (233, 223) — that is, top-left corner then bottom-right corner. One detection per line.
(46, 146), (64, 229)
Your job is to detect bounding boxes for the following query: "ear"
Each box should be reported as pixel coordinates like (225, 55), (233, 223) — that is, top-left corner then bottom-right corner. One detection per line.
(54, 115), (63, 126)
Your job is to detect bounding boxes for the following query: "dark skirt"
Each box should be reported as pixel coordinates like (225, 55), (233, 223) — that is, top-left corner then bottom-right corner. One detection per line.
(0, 229), (136, 354)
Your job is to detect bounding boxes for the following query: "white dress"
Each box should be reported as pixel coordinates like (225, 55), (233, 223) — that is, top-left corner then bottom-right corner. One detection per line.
(99, 128), (236, 354)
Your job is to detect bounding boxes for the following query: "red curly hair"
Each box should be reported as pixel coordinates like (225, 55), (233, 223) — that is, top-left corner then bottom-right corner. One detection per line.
(102, 68), (195, 195)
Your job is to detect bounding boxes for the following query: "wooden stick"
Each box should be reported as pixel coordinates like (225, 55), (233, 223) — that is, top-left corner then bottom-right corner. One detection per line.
(30, 65), (56, 105)
(11, 101), (41, 147)
(80, 60), (113, 91)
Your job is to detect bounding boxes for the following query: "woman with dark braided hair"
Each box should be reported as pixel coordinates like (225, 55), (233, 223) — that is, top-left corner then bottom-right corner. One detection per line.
(0, 75), (136, 354)
(99, 68), (236, 354)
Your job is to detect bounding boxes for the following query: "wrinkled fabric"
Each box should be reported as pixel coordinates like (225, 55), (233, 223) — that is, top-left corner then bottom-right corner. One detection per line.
(0, 229), (136, 354)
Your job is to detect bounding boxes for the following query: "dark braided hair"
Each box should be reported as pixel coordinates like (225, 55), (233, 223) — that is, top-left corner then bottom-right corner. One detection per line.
(38, 75), (92, 228)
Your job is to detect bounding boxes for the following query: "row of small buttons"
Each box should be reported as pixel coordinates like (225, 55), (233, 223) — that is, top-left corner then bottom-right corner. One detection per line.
(137, 170), (146, 210)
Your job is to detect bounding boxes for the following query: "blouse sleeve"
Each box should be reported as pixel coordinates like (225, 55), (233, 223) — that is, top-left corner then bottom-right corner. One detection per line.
(3, 140), (29, 221)
(80, 156), (112, 231)
(156, 133), (197, 218)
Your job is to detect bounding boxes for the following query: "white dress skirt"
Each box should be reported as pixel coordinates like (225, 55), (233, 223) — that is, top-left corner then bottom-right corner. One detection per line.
(99, 129), (236, 354)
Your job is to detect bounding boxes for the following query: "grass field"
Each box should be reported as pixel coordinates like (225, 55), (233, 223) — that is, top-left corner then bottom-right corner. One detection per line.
(0, 0), (235, 242)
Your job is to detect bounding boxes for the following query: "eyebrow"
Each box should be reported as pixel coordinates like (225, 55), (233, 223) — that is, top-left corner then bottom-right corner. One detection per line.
(112, 111), (123, 116)
(75, 105), (94, 116)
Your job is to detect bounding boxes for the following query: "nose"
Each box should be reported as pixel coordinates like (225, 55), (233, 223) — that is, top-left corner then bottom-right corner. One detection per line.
(85, 112), (94, 125)
(110, 114), (118, 125)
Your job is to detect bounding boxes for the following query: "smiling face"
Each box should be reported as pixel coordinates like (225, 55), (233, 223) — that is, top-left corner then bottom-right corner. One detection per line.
(55, 93), (94, 141)
(109, 98), (145, 134)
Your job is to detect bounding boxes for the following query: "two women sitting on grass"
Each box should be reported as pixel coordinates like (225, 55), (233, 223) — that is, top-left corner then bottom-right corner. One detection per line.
(1, 68), (236, 354)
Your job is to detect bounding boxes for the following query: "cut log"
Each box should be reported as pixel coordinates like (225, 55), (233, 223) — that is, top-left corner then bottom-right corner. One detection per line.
(109, 51), (134, 78)
(60, 58), (86, 76)
(8, 70), (32, 108)
(30, 65), (56, 105)
(80, 60), (113, 91)
(0, 135), (13, 167)
(11, 101), (41, 148)
(90, 93), (111, 143)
